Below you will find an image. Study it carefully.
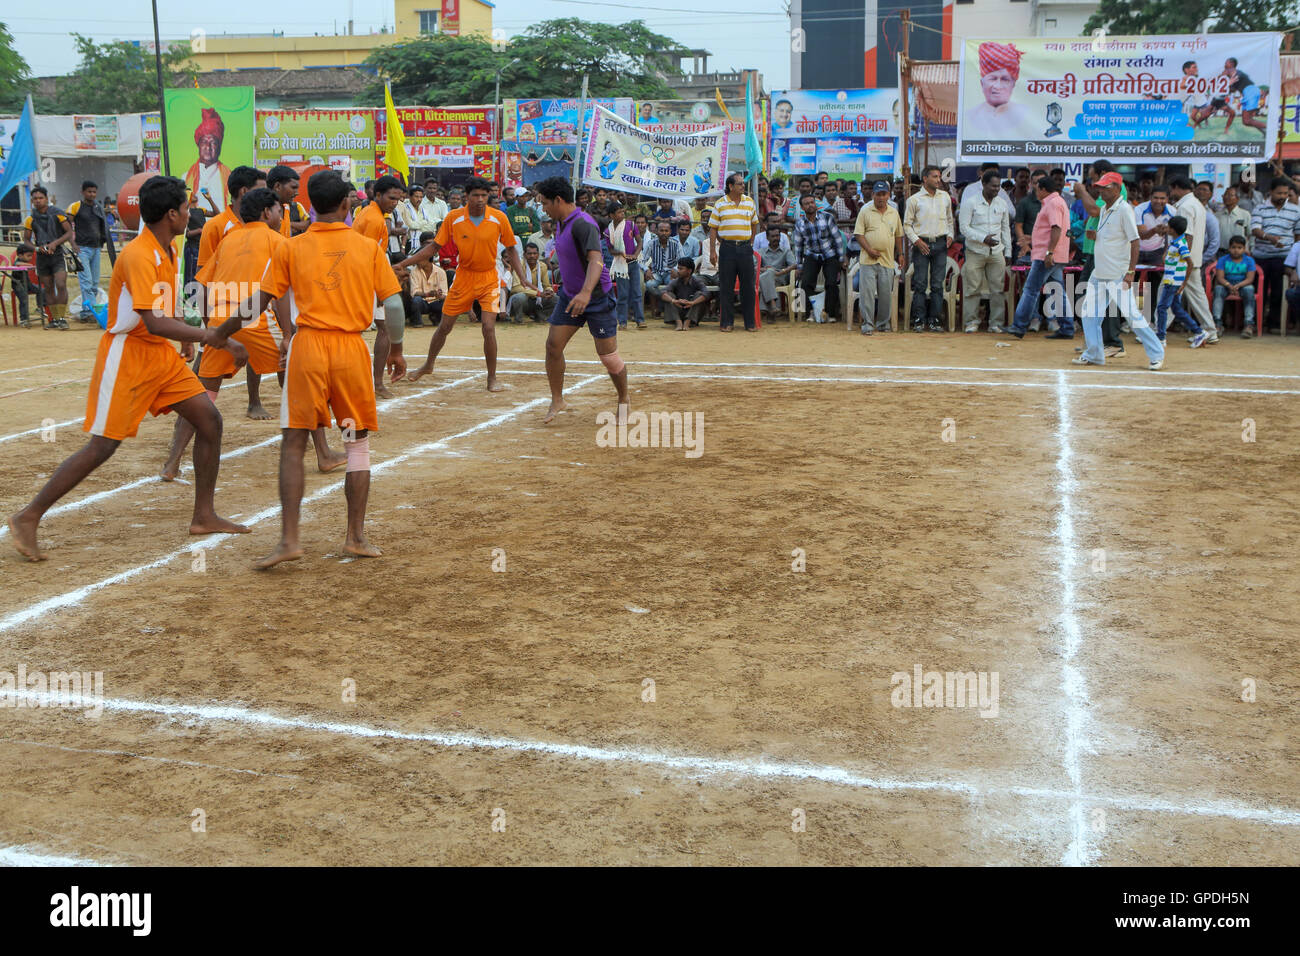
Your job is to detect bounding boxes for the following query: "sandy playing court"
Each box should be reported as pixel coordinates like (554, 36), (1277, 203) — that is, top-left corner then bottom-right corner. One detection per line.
(0, 317), (1297, 866)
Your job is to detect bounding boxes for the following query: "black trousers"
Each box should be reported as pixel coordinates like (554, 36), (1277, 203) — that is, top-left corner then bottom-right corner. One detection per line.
(717, 240), (756, 329)
(1258, 256), (1286, 331)
(800, 256), (841, 319)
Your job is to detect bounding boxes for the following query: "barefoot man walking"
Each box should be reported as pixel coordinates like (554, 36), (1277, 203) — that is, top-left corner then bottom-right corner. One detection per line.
(210, 171), (404, 569)
(8, 176), (250, 561)
(400, 177), (533, 392)
(533, 176), (628, 424)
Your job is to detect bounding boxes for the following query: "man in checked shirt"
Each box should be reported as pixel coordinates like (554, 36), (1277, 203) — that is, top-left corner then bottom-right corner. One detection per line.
(794, 193), (848, 322)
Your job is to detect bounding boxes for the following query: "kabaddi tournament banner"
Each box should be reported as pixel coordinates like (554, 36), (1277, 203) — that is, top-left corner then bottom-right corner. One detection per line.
(256, 110), (376, 182)
(163, 86), (256, 213)
(958, 32), (1283, 163)
(636, 98), (768, 176)
(582, 104), (728, 200)
(504, 98), (635, 146)
(375, 106), (495, 176)
(769, 89), (900, 180)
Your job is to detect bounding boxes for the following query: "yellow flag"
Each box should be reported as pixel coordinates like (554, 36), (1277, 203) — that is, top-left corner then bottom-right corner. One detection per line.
(383, 82), (410, 182)
(715, 87), (733, 122)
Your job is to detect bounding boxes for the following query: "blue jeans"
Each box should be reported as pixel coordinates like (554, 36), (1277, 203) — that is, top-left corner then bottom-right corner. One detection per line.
(77, 246), (101, 314)
(1012, 259), (1072, 335)
(1080, 277), (1165, 364)
(615, 260), (643, 326)
(1155, 283), (1201, 338)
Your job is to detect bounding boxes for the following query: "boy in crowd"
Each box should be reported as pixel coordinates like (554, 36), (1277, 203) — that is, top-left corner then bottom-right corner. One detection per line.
(1214, 236), (1258, 337)
(1155, 216), (1210, 347)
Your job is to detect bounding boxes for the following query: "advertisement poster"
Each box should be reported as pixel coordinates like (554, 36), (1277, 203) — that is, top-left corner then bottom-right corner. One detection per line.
(582, 104), (728, 200)
(769, 88), (899, 180)
(441, 0), (460, 36)
(505, 98), (635, 146)
(256, 110), (376, 182)
(0, 116), (22, 182)
(141, 112), (161, 171)
(636, 98), (767, 176)
(957, 33), (1282, 162)
(1280, 96), (1300, 158)
(73, 114), (119, 152)
(376, 106), (495, 177)
(163, 86), (256, 213)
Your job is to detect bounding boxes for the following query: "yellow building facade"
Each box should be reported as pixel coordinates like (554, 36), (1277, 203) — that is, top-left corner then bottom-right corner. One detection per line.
(190, 0), (494, 72)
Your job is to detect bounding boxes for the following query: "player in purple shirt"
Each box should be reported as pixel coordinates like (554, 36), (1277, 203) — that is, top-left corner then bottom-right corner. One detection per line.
(533, 177), (629, 425)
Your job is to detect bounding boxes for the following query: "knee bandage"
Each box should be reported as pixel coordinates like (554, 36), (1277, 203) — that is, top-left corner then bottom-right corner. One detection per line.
(600, 350), (625, 375)
(205, 389), (220, 404)
(344, 437), (371, 473)
(382, 294), (406, 346)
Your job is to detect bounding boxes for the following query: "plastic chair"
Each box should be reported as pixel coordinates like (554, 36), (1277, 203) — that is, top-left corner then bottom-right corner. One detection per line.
(1205, 265), (1266, 334)
(902, 256), (960, 331)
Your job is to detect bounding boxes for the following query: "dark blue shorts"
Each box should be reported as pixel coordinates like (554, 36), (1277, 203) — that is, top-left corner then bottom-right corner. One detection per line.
(548, 286), (619, 339)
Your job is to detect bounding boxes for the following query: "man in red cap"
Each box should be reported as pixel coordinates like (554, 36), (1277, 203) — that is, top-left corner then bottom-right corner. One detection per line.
(965, 42), (1039, 141)
(185, 108), (233, 215)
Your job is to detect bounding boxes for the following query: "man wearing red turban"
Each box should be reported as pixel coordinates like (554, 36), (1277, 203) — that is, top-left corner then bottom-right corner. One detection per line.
(966, 41), (1039, 141)
(184, 107), (233, 214)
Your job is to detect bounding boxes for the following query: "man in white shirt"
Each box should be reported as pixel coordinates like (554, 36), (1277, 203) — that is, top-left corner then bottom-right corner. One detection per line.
(1213, 186), (1253, 252)
(1169, 175), (1219, 341)
(903, 164), (955, 331)
(753, 212), (791, 253)
(1076, 172), (1165, 369)
(959, 170), (1013, 332)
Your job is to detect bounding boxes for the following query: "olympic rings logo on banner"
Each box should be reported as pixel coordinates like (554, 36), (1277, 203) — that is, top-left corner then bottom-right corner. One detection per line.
(640, 143), (676, 164)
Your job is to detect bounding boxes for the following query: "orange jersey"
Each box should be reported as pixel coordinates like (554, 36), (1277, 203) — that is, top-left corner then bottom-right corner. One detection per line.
(196, 220), (284, 331)
(435, 207), (517, 273)
(352, 202), (389, 248)
(197, 206), (241, 268)
(263, 221), (401, 333)
(106, 228), (179, 344)
(279, 201), (308, 238)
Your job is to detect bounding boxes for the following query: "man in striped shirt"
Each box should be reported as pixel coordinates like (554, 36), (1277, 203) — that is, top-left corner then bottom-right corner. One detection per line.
(709, 173), (761, 331)
(1250, 178), (1300, 334)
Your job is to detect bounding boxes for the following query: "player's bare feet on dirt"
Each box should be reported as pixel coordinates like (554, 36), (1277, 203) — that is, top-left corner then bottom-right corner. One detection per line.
(159, 458), (182, 482)
(317, 450), (348, 473)
(190, 515), (252, 535)
(406, 363), (434, 383)
(375, 382), (394, 400)
(253, 541), (304, 570)
(487, 378), (507, 392)
(246, 403), (272, 421)
(542, 399), (570, 424)
(343, 537), (382, 558)
(7, 513), (46, 562)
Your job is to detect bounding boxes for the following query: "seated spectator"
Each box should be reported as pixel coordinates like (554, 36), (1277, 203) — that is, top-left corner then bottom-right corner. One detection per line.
(676, 218), (702, 260)
(662, 257), (708, 330)
(758, 225), (796, 318)
(406, 232), (448, 327)
(651, 197), (680, 225)
(641, 219), (682, 318)
(754, 212), (790, 252)
(1214, 235), (1258, 335)
(5, 242), (39, 327)
(507, 242), (555, 323)
(439, 234), (459, 286)
(690, 209), (712, 247)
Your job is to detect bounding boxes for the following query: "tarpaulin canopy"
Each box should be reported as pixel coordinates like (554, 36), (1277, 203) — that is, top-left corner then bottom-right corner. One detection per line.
(1281, 52), (1300, 98)
(907, 60), (958, 128)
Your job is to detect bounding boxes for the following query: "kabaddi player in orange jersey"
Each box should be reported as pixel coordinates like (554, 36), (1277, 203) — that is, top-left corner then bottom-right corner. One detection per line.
(396, 177), (534, 392)
(209, 171), (404, 569)
(160, 188), (348, 481)
(195, 165), (278, 420)
(352, 175), (407, 400)
(266, 165), (310, 237)
(8, 176), (250, 561)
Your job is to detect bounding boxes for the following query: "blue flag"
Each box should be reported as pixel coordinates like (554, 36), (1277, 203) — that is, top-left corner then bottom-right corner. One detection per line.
(744, 75), (763, 184)
(0, 96), (38, 203)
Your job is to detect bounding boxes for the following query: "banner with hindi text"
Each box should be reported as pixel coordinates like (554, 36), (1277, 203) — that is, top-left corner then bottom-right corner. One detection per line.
(582, 105), (728, 200)
(769, 89), (900, 180)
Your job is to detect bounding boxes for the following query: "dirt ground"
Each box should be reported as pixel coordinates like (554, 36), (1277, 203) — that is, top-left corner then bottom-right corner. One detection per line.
(0, 314), (1297, 865)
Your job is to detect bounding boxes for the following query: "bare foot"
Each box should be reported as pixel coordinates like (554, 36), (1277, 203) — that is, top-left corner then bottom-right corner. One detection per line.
(246, 403), (272, 421)
(7, 513), (45, 562)
(343, 537), (382, 558)
(190, 515), (252, 535)
(160, 459), (181, 482)
(487, 378), (507, 392)
(542, 399), (570, 424)
(317, 451), (348, 473)
(406, 364), (434, 383)
(375, 382), (394, 400)
(253, 541), (304, 570)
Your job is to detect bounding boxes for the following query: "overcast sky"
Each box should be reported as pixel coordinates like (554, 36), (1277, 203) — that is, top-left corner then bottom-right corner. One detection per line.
(7, 0), (792, 91)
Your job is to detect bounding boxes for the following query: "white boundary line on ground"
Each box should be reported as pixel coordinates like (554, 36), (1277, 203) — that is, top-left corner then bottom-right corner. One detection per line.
(0, 373), (487, 541)
(445, 354), (1300, 382)
(6, 687), (1299, 831)
(0, 735), (300, 780)
(0, 376), (601, 633)
(1054, 371), (1094, 867)
(0, 843), (101, 867)
(0, 357), (84, 377)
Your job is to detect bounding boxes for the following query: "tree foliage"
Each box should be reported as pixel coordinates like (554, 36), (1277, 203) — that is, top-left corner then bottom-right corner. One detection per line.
(363, 19), (689, 105)
(46, 35), (195, 114)
(1084, 0), (1299, 36)
(0, 22), (32, 112)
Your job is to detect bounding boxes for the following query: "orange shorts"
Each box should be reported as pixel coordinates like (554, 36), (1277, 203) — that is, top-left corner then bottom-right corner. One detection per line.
(83, 333), (206, 441)
(280, 327), (377, 432)
(198, 319), (282, 379)
(443, 268), (503, 316)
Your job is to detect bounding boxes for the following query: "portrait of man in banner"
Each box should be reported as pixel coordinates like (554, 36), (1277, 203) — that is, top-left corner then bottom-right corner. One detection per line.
(185, 108), (233, 213)
(965, 43), (1040, 140)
